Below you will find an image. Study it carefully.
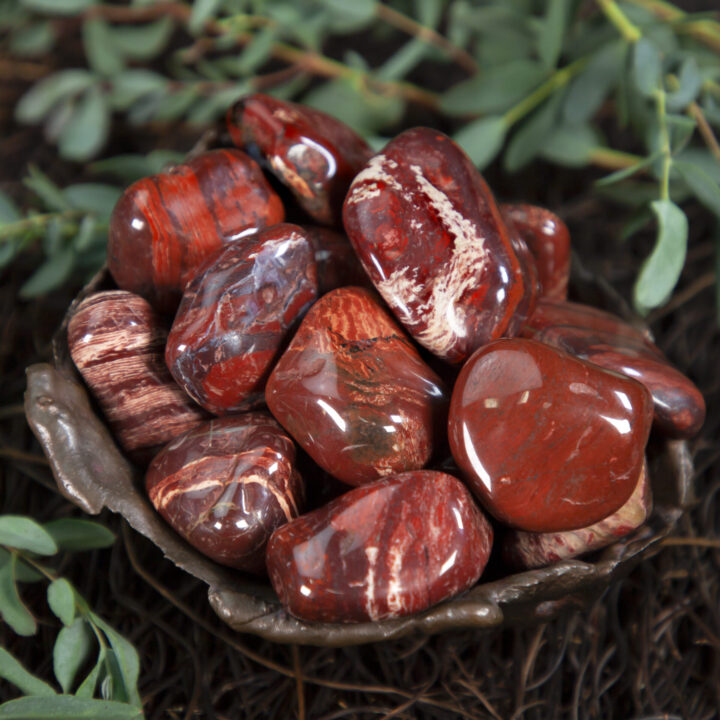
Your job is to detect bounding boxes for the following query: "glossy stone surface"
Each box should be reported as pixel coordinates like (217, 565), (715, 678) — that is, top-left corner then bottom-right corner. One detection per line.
(146, 414), (303, 573)
(227, 94), (373, 226)
(166, 224), (318, 415)
(266, 287), (448, 486)
(449, 338), (653, 532)
(343, 127), (537, 363)
(304, 226), (371, 295)
(108, 149), (284, 313)
(504, 459), (651, 569)
(68, 291), (207, 461)
(523, 299), (706, 438)
(266, 470), (493, 623)
(502, 204), (571, 300)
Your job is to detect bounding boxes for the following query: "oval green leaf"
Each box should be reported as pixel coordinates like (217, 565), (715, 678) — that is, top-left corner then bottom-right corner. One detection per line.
(0, 516), (58, 555)
(53, 618), (94, 693)
(0, 696), (143, 719)
(43, 519), (116, 552)
(47, 578), (75, 627)
(453, 116), (507, 170)
(0, 647), (56, 697)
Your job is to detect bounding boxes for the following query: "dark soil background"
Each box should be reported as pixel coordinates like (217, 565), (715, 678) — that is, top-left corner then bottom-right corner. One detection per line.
(1, 7), (719, 718)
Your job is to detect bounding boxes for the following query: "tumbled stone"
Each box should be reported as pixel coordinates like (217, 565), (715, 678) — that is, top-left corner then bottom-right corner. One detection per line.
(227, 94), (373, 226)
(523, 299), (705, 438)
(343, 127), (537, 363)
(503, 459), (651, 569)
(68, 291), (207, 461)
(265, 287), (448, 486)
(304, 225), (371, 295)
(166, 224), (318, 415)
(448, 338), (653, 532)
(146, 414), (303, 573)
(108, 149), (284, 313)
(502, 203), (571, 300)
(266, 470), (493, 623)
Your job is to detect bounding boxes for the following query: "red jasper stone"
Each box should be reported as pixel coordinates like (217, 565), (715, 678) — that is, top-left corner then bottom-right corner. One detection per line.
(502, 203), (571, 300)
(448, 338), (653, 532)
(146, 414), (303, 573)
(108, 149), (284, 313)
(304, 226), (371, 295)
(68, 291), (207, 462)
(343, 127), (537, 363)
(166, 224), (318, 415)
(523, 299), (705, 438)
(266, 470), (493, 623)
(503, 459), (651, 569)
(227, 94), (373, 226)
(265, 287), (448, 486)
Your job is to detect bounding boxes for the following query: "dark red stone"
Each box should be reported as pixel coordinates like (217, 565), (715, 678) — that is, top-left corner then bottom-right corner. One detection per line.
(166, 224), (318, 415)
(502, 204), (571, 300)
(265, 287), (448, 486)
(448, 338), (653, 532)
(266, 470), (493, 623)
(146, 414), (303, 573)
(108, 149), (284, 313)
(67, 291), (207, 461)
(503, 459), (651, 569)
(303, 225), (371, 295)
(523, 299), (705, 438)
(343, 127), (537, 363)
(227, 94), (373, 226)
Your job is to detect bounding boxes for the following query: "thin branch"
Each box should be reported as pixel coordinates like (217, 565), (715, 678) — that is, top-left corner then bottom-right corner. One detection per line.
(596, 0), (642, 43)
(688, 102), (720, 162)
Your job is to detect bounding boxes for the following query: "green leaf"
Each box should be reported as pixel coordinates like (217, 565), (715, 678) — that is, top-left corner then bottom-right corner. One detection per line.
(109, 70), (167, 111)
(632, 38), (662, 98)
(83, 19), (124, 76)
(91, 614), (141, 707)
(540, 124), (600, 167)
(109, 17), (173, 60)
(189, 0), (223, 34)
(15, 70), (95, 124)
(89, 151), (183, 183)
(0, 696), (143, 719)
(0, 558), (36, 636)
(537, 0), (571, 69)
(75, 649), (104, 699)
(675, 148), (720, 184)
(0, 549), (43, 583)
(504, 91), (564, 172)
(150, 87), (198, 122)
(44, 519), (116, 552)
(441, 60), (547, 116)
(47, 578), (75, 627)
(63, 184), (121, 217)
(54, 618), (94, 693)
(317, 0), (376, 33)
(0, 515), (58, 555)
(24, 166), (71, 212)
(186, 83), (252, 126)
(19, 0), (96, 14)
(233, 26), (277, 75)
(666, 57), (702, 111)
(634, 199), (688, 314)
(595, 152), (660, 187)
(674, 160), (720, 219)
(666, 113), (696, 152)
(0, 647), (56, 697)
(58, 86), (110, 161)
(19, 246), (75, 299)
(0, 191), (20, 224)
(453, 116), (507, 170)
(10, 22), (55, 56)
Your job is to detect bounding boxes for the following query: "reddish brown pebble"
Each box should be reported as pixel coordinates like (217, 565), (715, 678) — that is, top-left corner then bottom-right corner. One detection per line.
(343, 128), (537, 363)
(266, 287), (448, 486)
(68, 290), (207, 461)
(166, 224), (318, 415)
(266, 470), (493, 623)
(449, 338), (653, 532)
(304, 225), (371, 295)
(146, 414), (303, 573)
(523, 299), (706, 438)
(502, 203), (571, 300)
(503, 459), (651, 569)
(227, 93), (373, 226)
(108, 149), (284, 312)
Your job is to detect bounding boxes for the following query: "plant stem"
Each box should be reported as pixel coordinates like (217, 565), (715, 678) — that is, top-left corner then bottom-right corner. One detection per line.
(588, 147), (646, 169)
(688, 102), (720, 162)
(655, 88), (672, 200)
(0, 211), (83, 242)
(596, 0), (642, 43)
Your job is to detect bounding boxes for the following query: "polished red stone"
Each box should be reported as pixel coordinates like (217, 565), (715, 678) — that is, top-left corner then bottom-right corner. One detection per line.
(503, 459), (651, 569)
(68, 291), (207, 462)
(502, 204), (571, 300)
(146, 414), (303, 573)
(304, 225), (371, 295)
(523, 299), (706, 438)
(108, 149), (284, 313)
(227, 94), (373, 226)
(166, 224), (318, 415)
(343, 127), (537, 363)
(266, 470), (493, 623)
(265, 287), (448, 486)
(448, 338), (653, 532)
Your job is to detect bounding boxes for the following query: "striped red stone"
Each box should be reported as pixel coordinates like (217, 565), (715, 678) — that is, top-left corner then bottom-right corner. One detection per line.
(146, 414), (303, 573)
(67, 290), (207, 462)
(266, 470), (493, 623)
(265, 287), (448, 486)
(166, 224), (318, 415)
(108, 148), (284, 313)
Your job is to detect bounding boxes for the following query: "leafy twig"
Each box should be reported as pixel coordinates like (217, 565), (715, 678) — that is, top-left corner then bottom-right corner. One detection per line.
(596, 0), (642, 43)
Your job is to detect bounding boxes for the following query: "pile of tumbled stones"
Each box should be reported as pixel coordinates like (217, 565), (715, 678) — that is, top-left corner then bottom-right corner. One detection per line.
(67, 94), (705, 624)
